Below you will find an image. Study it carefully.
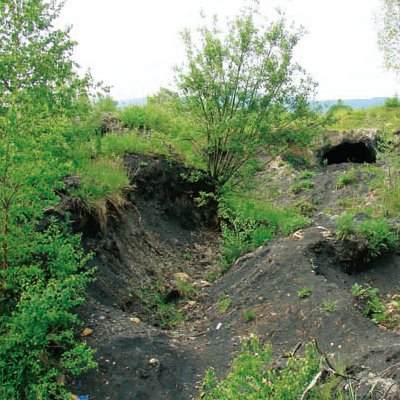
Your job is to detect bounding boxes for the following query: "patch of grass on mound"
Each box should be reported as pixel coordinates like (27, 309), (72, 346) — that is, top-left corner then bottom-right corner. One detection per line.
(72, 157), (130, 230)
(100, 132), (169, 158)
(219, 195), (310, 267)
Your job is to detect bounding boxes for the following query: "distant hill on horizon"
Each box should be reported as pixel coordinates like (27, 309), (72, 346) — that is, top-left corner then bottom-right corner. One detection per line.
(315, 97), (388, 111)
(117, 97), (390, 111)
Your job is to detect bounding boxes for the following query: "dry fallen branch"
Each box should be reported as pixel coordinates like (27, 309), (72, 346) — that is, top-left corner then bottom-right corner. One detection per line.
(380, 362), (400, 378)
(300, 370), (323, 400)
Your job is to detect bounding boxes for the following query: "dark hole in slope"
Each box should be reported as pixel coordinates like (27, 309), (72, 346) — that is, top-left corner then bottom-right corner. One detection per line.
(322, 142), (376, 165)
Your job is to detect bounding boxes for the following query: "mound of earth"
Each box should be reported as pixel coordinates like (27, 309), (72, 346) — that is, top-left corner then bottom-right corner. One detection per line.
(71, 152), (400, 399)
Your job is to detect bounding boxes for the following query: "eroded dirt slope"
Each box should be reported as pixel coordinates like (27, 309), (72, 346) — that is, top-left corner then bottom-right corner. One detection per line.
(73, 155), (400, 399)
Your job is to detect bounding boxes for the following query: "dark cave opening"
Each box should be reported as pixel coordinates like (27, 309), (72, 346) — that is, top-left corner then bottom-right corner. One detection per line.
(322, 142), (376, 165)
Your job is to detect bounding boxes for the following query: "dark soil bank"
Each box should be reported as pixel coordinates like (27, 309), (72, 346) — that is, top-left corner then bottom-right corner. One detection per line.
(73, 155), (400, 399)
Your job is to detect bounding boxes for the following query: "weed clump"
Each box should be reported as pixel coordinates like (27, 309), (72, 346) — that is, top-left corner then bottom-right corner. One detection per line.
(336, 213), (398, 261)
(200, 336), (344, 399)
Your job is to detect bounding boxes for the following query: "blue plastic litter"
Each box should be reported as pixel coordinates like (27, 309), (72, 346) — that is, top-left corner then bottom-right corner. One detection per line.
(78, 396), (89, 400)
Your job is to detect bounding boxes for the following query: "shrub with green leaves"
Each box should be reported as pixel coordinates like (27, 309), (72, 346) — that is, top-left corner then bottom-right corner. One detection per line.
(336, 213), (398, 259)
(219, 198), (309, 267)
(384, 96), (400, 108)
(0, 223), (96, 399)
(0, 0), (97, 396)
(200, 335), (341, 400)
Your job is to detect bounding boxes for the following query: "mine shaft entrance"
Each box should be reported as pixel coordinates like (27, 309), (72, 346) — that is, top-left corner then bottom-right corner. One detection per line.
(322, 142), (376, 165)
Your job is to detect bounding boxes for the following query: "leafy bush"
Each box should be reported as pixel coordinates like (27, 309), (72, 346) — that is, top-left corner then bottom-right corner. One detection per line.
(96, 94), (118, 113)
(176, 3), (322, 188)
(326, 100), (353, 118)
(200, 335), (341, 400)
(336, 213), (398, 259)
(219, 198), (309, 266)
(0, 0), (97, 395)
(384, 96), (400, 108)
(0, 222), (96, 399)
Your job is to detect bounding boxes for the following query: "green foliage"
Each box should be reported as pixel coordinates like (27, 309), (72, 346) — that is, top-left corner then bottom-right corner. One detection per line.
(73, 157), (129, 205)
(329, 105), (400, 131)
(219, 197), (309, 266)
(244, 309), (257, 321)
(176, 3), (322, 188)
(320, 300), (338, 313)
(298, 287), (313, 298)
(326, 100), (353, 118)
(218, 297), (231, 313)
(299, 170), (316, 179)
(352, 284), (400, 329)
(100, 132), (169, 158)
(291, 179), (315, 194)
(200, 336), (341, 399)
(294, 197), (317, 217)
(0, 0), (96, 396)
(136, 284), (185, 330)
(336, 213), (398, 259)
(175, 279), (197, 298)
(335, 167), (358, 189)
(351, 284), (386, 324)
(384, 95), (400, 108)
(377, 0), (400, 74)
(96, 94), (118, 112)
(283, 150), (310, 167)
(291, 170), (316, 193)
(0, 223), (96, 399)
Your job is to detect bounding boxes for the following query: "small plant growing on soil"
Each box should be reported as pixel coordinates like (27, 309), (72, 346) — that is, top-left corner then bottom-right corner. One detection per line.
(182, 250), (193, 261)
(218, 297), (231, 313)
(298, 287), (313, 298)
(175, 280), (197, 298)
(352, 284), (385, 321)
(351, 284), (399, 327)
(320, 300), (338, 313)
(291, 179), (315, 194)
(294, 197), (316, 217)
(244, 309), (257, 321)
(335, 167), (358, 189)
(299, 170), (317, 179)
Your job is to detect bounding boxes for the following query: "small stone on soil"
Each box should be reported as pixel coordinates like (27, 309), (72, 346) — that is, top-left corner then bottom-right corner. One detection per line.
(149, 358), (159, 366)
(174, 272), (190, 282)
(81, 328), (93, 337)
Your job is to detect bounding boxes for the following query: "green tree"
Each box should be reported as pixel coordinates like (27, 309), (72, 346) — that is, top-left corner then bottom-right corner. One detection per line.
(176, 3), (321, 189)
(377, 0), (400, 74)
(0, 0), (96, 397)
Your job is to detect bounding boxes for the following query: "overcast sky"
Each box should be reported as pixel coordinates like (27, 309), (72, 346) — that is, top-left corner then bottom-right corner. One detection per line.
(58, 0), (399, 101)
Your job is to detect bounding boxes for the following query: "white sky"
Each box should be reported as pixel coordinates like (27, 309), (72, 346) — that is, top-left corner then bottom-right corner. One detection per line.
(58, 0), (399, 101)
